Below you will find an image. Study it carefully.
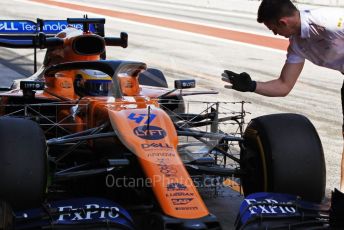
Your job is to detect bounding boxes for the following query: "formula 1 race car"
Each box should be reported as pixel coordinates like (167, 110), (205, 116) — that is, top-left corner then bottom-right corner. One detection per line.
(0, 18), (328, 229)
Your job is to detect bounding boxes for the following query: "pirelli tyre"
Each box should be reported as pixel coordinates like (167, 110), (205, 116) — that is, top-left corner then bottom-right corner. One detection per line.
(241, 113), (326, 202)
(0, 118), (47, 209)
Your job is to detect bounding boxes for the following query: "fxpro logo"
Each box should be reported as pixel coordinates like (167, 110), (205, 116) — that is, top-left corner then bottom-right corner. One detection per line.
(133, 125), (166, 140)
(57, 204), (119, 221)
(244, 198), (297, 215)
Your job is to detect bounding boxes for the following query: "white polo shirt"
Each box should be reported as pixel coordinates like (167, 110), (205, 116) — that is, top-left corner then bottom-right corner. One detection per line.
(287, 8), (344, 72)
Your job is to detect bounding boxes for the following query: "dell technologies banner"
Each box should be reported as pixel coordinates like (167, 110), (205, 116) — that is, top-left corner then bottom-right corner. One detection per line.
(0, 20), (96, 34)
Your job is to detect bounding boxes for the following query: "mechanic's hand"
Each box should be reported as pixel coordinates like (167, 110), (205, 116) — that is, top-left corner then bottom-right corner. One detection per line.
(221, 70), (256, 92)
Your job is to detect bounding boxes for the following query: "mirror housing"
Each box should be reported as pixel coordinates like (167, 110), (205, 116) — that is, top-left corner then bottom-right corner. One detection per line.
(20, 81), (45, 98)
(174, 80), (196, 89)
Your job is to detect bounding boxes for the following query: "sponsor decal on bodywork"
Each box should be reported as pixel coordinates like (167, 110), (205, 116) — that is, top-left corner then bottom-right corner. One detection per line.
(171, 198), (193, 205)
(175, 207), (198, 211)
(133, 125), (166, 140)
(148, 152), (175, 157)
(243, 198), (296, 215)
(57, 204), (119, 221)
(141, 143), (172, 149)
(15, 198), (135, 229)
(236, 192), (319, 227)
(167, 183), (187, 191)
(166, 192), (194, 197)
(127, 113), (156, 124)
(157, 158), (177, 177)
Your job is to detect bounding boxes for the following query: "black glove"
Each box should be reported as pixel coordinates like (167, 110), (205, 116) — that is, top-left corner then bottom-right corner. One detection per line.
(222, 70), (256, 92)
(330, 188), (344, 228)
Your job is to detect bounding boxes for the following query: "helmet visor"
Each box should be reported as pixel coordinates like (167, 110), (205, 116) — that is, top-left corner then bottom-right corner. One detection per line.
(84, 80), (111, 96)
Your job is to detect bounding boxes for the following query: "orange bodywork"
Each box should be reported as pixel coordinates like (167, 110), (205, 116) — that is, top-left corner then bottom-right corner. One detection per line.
(0, 27), (211, 219)
(109, 106), (209, 219)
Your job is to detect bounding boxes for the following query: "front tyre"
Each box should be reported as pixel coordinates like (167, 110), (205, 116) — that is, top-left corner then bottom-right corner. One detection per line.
(241, 113), (326, 202)
(0, 118), (47, 209)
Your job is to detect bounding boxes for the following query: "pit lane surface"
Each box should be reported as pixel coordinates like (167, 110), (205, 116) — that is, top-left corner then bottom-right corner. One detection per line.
(0, 0), (341, 228)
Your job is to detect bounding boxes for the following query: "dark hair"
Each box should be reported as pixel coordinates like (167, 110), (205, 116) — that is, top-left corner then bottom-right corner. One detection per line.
(257, 0), (298, 24)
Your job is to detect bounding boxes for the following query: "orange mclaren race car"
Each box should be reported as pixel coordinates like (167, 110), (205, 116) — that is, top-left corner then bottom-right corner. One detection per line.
(0, 18), (329, 229)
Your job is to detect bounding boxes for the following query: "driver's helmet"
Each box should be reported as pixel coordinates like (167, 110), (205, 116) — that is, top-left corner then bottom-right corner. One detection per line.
(74, 69), (112, 96)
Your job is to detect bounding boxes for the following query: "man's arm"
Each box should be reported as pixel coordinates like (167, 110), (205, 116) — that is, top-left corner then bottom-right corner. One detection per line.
(255, 62), (304, 97)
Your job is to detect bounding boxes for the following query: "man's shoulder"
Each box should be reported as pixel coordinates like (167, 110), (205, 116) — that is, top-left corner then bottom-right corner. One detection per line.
(304, 8), (344, 32)
(306, 7), (344, 21)
(305, 7), (342, 12)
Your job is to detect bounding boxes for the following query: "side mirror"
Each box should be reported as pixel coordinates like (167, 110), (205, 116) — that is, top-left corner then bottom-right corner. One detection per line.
(174, 80), (196, 89)
(139, 68), (168, 88)
(158, 79), (196, 99)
